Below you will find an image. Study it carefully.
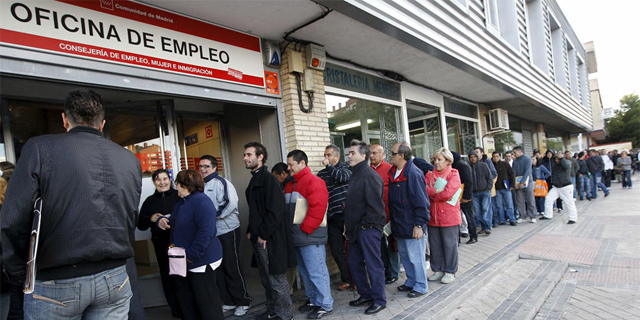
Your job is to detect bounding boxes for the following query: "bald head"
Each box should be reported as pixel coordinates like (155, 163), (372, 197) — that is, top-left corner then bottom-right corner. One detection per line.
(370, 144), (385, 166)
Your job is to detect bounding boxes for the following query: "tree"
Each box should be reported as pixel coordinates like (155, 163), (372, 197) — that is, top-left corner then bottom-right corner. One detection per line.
(605, 93), (640, 147)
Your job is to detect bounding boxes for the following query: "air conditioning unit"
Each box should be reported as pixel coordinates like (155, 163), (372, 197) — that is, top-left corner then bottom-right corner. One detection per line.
(489, 108), (509, 131)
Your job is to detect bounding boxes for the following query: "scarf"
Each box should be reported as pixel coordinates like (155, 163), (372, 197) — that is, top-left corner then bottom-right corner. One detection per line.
(427, 164), (452, 187)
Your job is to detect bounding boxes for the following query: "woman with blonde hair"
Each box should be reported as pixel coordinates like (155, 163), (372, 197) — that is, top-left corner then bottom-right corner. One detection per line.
(425, 148), (462, 284)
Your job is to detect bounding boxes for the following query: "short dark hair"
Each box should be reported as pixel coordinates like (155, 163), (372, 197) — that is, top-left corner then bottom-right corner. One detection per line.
(513, 146), (522, 151)
(474, 147), (484, 153)
(175, 169), (204, 194)
(200, 154), (218, 171)
(578, 151), (585, 158)
(64, 89), (105, 127)
(287, 149), (308, 165)
(504, 151), (513, 156)
(397, 142), (412, 161)
(492, 151), (501, 157)
(244, 142), (268, 164)
(350, 139), (370, 161)
(589, 149), (597, 153)
(271, 162), (288, 175)
(151, 168), (170, 181)
(325, 144), (340, 156)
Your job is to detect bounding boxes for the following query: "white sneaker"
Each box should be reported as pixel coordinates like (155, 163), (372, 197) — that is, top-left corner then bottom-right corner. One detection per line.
(441, 273), (455, 284)
(516, 219), (523, 223)
(400, 263), (406, 273)
(428, 271), (445, 281)
(426, 260), (431, 272)
(222, 305), (237, 312)
(234, 306), (250, 316)
(531, 218), (537, 223)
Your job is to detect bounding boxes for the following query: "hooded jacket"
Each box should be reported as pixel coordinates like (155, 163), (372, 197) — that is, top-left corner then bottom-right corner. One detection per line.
(388, 158), (430, 238)
(452, 152), (474, 209)
(468, 151), (493, 192)
(284, 166), (329, 246)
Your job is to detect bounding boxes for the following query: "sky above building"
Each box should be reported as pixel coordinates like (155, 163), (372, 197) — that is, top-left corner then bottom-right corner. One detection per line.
(557, 0), (640, 110)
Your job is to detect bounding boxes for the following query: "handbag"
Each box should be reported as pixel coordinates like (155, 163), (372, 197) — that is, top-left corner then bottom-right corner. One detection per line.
(167, 246), (187, 277)
(534, 179), (548, 197)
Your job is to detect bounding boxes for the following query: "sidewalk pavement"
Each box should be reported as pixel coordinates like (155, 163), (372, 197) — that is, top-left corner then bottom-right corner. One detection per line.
(146, 175), (639, 319)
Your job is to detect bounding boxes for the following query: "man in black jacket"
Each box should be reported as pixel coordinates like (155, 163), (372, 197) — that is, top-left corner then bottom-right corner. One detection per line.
(469, 151), (495, 234)
(586, 149), (610, 199)
(1, 89), (142, 319)
(344, 140), (387, 315)
(492, 151), (517, 226)
(541, 155), (578, 223)
(244, 142), (294, 320)
(452, 152), (478, 244)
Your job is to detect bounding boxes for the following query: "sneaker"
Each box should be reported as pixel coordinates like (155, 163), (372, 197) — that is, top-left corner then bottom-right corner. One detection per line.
(567, 220), (576, 224)
(517, 219), (523, 223)
(234, 306), (250, 317)
(222, 305), (237, 312)
(400, 264), (405, 273)
(337, 282), (351, 291)
(259, 311), (278, 320)
(298, 300), (317, 313)
(478, 230), (486, 235)
(441, 273), (455, 284)
(485, 230), (491, 235)
(531, 218), (537, 223)
(460, 233), (469, 238)
(539, 216), (550, 220)
(428, 271), (445, 281)
(307, 307), (332, 319)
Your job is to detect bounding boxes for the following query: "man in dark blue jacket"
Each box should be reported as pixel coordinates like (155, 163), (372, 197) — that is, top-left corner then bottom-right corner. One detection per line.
(344, 140), (387, 315)
(388, 142), (430, 298)
(1, 89), (142, 319)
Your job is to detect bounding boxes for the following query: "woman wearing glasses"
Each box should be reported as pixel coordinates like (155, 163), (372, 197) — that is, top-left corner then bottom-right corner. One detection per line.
(137, 169), (182, 318)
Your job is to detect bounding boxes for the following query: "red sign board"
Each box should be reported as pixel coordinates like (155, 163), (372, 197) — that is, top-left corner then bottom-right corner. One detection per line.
(264, 71), (280, 95)
(0, 0), (265, 87)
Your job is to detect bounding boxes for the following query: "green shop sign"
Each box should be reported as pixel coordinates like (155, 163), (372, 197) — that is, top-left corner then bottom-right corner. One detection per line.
(323, 63), (401, 101)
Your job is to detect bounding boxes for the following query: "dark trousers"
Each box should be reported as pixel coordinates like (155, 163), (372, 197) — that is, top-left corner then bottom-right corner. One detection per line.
(327, 219), (350, 283)
(174, 264), (224, 320)
(380, 235), (397, 278)
(126, 257), (146, 320)
(461, 206), (477, 240)
(216, 228), (252, 307)
(427, 225), (459, 274)
(253, 242), (293, 320)
(152, 237), (182, 317)
(348, 228), (386, 306)
(604, 169), (613, 187)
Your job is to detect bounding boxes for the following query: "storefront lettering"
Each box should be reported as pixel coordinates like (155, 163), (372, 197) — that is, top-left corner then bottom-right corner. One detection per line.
(324, 63), (401, 101)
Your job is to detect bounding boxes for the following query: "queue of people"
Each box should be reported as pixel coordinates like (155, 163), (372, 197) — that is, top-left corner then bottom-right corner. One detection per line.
(2, 89), (636, 320)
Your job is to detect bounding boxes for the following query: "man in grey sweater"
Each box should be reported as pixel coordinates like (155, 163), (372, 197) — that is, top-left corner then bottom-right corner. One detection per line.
(512, 146), (536, 223)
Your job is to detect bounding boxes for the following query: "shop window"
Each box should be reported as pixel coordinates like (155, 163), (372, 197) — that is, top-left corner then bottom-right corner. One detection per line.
(6, 100), (65, 162)
(446, 118), (478, 155)
(494, 131), (523, 154)
(444, 98), (477, 119)
(327, 94), (403, 161)
(407, 102), (442, 160)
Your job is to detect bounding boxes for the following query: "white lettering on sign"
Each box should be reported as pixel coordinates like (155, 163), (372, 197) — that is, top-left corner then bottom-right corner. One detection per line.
(0, 0), (264, 87)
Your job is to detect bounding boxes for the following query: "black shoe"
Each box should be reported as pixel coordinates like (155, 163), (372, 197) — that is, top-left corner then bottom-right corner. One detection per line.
(397, 284), (413, 292)
(258, 311), (278, 320)
(385, 276), (398, 284)
(466, 238), (477, 244)
(349, 297), (373, 307)
(307, 307), (332, 319)
(365, 304), (386, 315)
(408, 290), (426, 298)
(499, 222), (507, 225)
(460, 233), (469, 238)
(510, 221), (517, 226)
(567, 220), (576, 224)
(539, 216), (550, 220)
(587, 197), (592, 201)
(298, 299), (317, 313)
(485, 230), (491, 235)
(605, 193), (610, 197)
(579, 197), (584, 200)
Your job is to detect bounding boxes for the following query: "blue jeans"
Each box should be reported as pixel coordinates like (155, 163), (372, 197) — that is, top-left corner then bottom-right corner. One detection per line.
(577, 174), (591, 199)
(397, 236), (429, 294)
(295, 244), (334, 311)
(622, 170), (632, 188)
(24, 265), (131, 320)
(473, 191), (492, 231)
(590, 171), (609, 198)
(495, 189), (516, 223)
(572, 177), (577, 198)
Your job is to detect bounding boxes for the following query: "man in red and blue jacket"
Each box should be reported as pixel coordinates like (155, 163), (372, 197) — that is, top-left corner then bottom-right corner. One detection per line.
(284, 150), (333, 319)
(388, 142), (430, 298)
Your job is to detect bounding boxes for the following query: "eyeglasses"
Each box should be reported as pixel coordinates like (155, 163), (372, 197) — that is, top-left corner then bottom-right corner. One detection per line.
(197, 165), (213, 169)
(391, 151), (399, 156)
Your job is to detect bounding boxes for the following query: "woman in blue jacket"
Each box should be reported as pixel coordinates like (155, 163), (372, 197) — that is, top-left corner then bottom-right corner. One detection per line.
(158, 169), (224, 320)
(532, 156), (551, 216)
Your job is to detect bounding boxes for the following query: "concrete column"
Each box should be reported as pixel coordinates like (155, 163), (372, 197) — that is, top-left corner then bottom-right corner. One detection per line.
(279, 45), (331, 173)
(535, 123), (547, 152)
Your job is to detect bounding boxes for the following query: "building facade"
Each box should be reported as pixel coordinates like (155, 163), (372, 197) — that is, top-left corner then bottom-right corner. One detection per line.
(0, 0), (591, 307)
